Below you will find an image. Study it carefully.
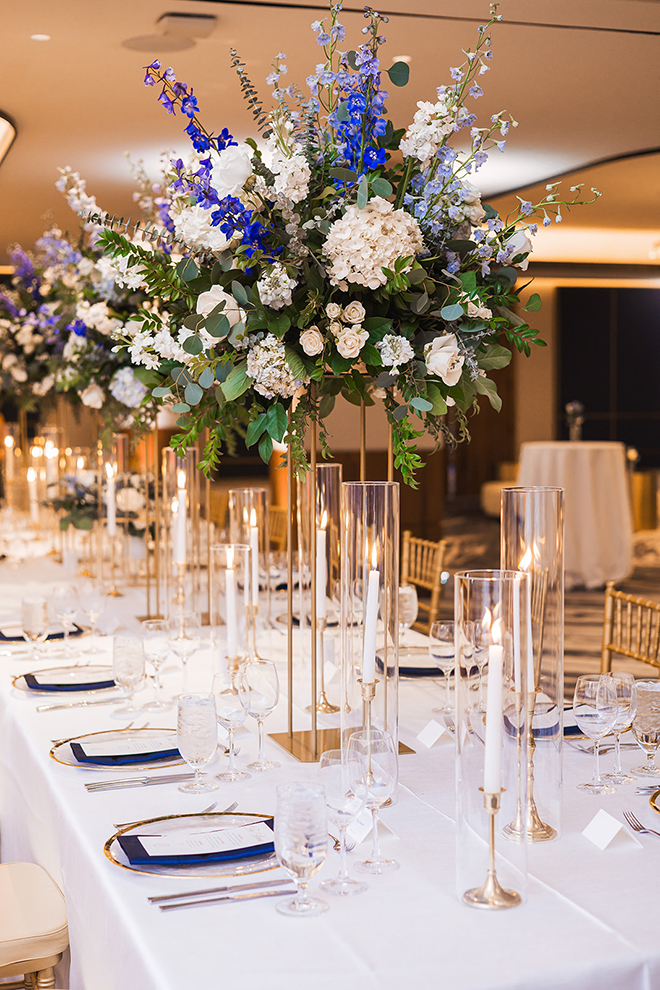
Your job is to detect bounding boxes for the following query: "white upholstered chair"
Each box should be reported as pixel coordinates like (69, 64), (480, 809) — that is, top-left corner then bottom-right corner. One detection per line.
(0, 862), (69, 989)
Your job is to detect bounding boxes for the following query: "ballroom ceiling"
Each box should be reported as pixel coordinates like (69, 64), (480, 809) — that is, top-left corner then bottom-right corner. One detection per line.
(0, 0), (659, 263)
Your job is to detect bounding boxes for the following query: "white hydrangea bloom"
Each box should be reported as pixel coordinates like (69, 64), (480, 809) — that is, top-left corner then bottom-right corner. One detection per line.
(173, 205), (230, 253)
(80, 382), (105, 409)
(76, 300), (122, 336)
(400, 99), (454, 171)
(256, 263), (297, 310)
(322, 197), (424, 290)
(109, 367), (149, 408)
(246, 333), (306, 399)
(32, 374), (55, 397)
(377, 334), (415, 373)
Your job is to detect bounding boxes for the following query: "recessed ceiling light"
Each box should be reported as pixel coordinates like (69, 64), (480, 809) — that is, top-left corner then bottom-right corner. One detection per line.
(30, 34), (51, 42)
(392, 55), (412, 63)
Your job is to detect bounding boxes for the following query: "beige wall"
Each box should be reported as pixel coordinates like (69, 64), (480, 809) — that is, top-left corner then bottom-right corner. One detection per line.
(514, 280), (559, 452)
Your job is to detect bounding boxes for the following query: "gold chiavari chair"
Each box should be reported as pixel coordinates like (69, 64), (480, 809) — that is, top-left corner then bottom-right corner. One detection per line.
(600, 582), (660, 674)
(401, 530), (447, 635)
(269, 504), (287, 551)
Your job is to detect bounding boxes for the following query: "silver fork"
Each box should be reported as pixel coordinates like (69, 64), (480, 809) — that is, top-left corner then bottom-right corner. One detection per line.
(112, 799), (237, 831)
(622, 810), (660, 838)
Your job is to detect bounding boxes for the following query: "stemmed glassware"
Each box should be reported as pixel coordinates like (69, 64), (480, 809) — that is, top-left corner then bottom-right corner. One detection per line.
(429, 620), (455, 714)
(573, 674), (618, 794)
(398, 585), (418, 648)
(603, 671), (637, 785)
(470, 622), (488, 713)
(141, 619), (171, 711)
(237, 659), (280, 771)
(347, 727), (399, 875)
(168, 611), (201, 692)
(318, 749), (367, 896)
(211, 670), (250, 782)
(52, 585), (80, 659)
(275, 783), (328, 917)
(21, 596), (48, 660)
(177, 693), (220, 793)
(79, 581), (105, 654)
(631, 680), (660, 778)
(112, 634), (146, 717)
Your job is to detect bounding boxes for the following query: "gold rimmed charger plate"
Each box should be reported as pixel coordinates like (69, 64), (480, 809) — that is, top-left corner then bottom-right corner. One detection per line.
(104, 812), (278, 878)
(13, 664), (115, 696)
(50, 727), (184, 772)
(649, 789), (660, 815)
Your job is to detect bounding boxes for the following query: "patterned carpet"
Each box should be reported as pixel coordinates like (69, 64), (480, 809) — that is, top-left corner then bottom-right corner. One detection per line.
(436, 511), (660, 698)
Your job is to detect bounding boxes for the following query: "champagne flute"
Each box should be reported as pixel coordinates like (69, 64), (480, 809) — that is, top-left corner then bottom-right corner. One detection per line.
(112, 634), (146, 716)
(603, 671), (636, 785)
(21, 596), (48, 660)
(631, 680), (660, 778)
(573, 674), (618, 793)
(398, 585), (418, 647)
(168, 611), (201, 692)
(347, 728), (399, 875)
(318, 749), (367, 896)
(429, 620), (455, 714)
(177, 693), (220, 793)
(238, 659), (280, 771)
(211, 670), (250, 782)
(52, 585), (80, 659)
(79, 581), (105, 654)
(141, 619), (171, 711)
(275, 783), (328, 917)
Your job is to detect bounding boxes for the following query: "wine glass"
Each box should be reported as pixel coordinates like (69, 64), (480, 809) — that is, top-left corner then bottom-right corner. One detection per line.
(469, 621), (488, 713)
(21, 596), (48, 660)
(603, 671), (637, 785)
(168, 611), (201, 692)
(275, 783), (328, 917)
(112, 634), (146, 716)
(79, 581), (105, 654)
(573, 674), (618, 793)
(51, 585), (80, 659)
(237, 659), (280, 771)
(429, 620), (455, 714)
(398, 585), (418, 647)
(141, 619), (171, 711)
(211, 670), (250, 782)
(347, 728), (399, 875)
(631, 680), (660, 778)
(177, 693), (220, 793)
(318, 749), (367, 896)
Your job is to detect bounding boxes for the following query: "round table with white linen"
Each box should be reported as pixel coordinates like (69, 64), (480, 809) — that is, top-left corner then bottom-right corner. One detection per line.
(517, 441), (634, 589)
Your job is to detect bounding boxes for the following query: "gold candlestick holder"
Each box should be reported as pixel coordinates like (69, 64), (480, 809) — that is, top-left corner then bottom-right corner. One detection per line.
(106, 535), (123, 598)
(172, 561), (186, 609)
(308, 617), (340, 714)
(359, 677), (378, 784)
(503, 690), (556, 842)
(463, 789), (521, 909)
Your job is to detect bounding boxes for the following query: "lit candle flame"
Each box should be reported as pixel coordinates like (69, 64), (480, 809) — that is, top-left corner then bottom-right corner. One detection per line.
(31, 446), (43, 458)
(481, 606), (492, 630)
(76, 457), (85, 470)
(250, 507), (257, 527)
(226, 545), (234, 569)
(105, 462), (115, 480)
(177, 469), (186, 490)
(27, 467), (36, 483)
(320, 509), (327, 530)
(371, 542), (378, 570)
(519, 547), (533, 571)
(4, 436), (13, 449)
(492, 618), (503, 646)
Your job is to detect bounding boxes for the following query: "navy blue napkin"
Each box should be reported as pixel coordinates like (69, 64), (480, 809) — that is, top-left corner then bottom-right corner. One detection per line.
(24, 673), (115, 692)
(117, 819), (275, 866)
(0, 624), (84, 643)
(70, 741), (180, 766)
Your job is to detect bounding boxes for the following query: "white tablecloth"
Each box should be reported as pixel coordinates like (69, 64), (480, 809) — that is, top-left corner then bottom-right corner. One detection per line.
(0, 562), (659, 990)
(517, 441), (634, 589)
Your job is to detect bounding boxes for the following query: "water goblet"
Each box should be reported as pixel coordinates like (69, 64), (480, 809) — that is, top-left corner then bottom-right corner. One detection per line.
(318, 750), (367, 896)
(429, 620), (455, 714)
(211, 670), (250, 782)
(275, 783), (328, 917)
(238, 659), (280, 771)
(79, 581), (105, 654)
(398, 585), (418, 647)
(52, 585), (80, 659)
(573, 674), (618, 793)
(603, 671), (637, 784)
(21, 596), (48, 660)
(177, 693), (220, 794)
(631, 680), (660, 778)
(141, 619), (172, 711)
(347, 728), (399, 875)
(168, 611), (201, 692)
(112, 634), (146, 716)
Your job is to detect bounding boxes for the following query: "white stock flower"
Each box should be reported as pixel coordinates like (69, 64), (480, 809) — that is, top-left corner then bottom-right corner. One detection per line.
(323, 198), (424, 290)
(424, 334), (464, 386)
(377, 334), (415, 373)
(196, 285), (245, 326)
(300, 326), (324, 356)
(336, 325), (368, 359)
(80, 382), (105, 409)
(461, 181), (486, 224)
(271, 154), (311, 204)
(342, 300), (366, 324)
(210, 144), (253, 200)
(173, 205), (230, 253)
(256, 264), (297, 311)
(400, 98), (453, 170)
(246, 333), (305, 399)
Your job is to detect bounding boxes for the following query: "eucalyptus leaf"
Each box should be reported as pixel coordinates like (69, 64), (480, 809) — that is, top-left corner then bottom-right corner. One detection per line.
(393, 404), (409, 421)
(357, 175), (369, 210)
(152, 386), (171, 398)
(346, 50), (358, 70)
(387, 61), (410, 86)
(371, 177), (393, 197)
(336, 101), (349, 123)
(407, 268), (427, 285)
(205, 312), (230, 338)
(179, 258), (199, 282)
(185, 381), (204, 406)
(409, 397), (433, 412)
(198, 367), (215, 389)
(231, 280), (249, 306)
(440, 303), (465, 321)
(183, 313), (206, 331)
(328, 167), (358, 183)
(183, 335), (203, 356)
(172, 402), (190, 413)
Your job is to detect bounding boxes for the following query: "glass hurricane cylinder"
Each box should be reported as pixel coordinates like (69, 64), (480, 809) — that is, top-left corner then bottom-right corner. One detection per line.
(501, 486), (564, 841)
(209, 543), (252, 679)
(228, 487), (269, 627)
(340, 481), (400, 755)
(162, 447), (201, 613)
(454, 569), (530, 907)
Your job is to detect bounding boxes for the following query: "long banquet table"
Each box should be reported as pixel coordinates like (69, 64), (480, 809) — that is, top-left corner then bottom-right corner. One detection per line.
(0, 559), (659, 990)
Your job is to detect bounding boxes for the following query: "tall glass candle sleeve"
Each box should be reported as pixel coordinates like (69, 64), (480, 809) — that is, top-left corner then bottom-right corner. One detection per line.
(209, 543), (251, 680)
(340, 481), (400, 753)
(501, 486), (564, 841)
(162, 447), (200, 612)
(228, 488), (269, 626)
(455, 569), (530, 908)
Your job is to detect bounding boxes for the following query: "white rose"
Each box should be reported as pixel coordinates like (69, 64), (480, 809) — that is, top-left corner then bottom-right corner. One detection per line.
(196, 285), (245, 326)
(210, 144), (253, 200)
(80, 383), (105, 409)
(467, 301), (493, 320)
(325, 303), (342, 320)
(342, 300), (366, 324)
(336, 326), (368, 360)
(505, 229), (533, 270)
(10, 366), (28, 383)
(328, 320), (343, 338)
(300, 327), (324, 356)
(424, 334), (464, 386)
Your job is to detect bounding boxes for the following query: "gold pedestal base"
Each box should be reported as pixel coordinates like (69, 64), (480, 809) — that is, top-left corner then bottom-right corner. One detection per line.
(106, 586), (123, 598)
(306, 692), (341, 715)
(136, 613), (164, 623)
(462, 871), (521, 910)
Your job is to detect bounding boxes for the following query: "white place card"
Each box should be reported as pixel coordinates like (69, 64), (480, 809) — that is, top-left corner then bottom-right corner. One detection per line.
(139, 821), (274, 857)
(346, 808), (399, 846)
(416, 719), (447, 749)
(582, 809), (642, 851)
(78, 735), (177, 759)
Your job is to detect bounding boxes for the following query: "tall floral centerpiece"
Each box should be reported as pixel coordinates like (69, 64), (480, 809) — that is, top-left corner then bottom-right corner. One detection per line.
(94, 3), (599, 483)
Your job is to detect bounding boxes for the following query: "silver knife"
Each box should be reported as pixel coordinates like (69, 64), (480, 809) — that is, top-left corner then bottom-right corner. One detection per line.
(149, 877), (289, 904)
(38, 697), (122, 713)
(159, 887), (293, 911)
(86, 773), (195, 792)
